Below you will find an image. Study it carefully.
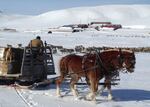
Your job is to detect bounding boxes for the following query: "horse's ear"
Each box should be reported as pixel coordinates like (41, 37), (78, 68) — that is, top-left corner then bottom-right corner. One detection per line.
(132, 50), (135, 54)
(132, 51), (135, 57)
(119, 48), (122, 53)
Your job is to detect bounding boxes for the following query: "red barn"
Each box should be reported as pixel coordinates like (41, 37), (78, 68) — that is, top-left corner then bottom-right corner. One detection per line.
(90, 22), (112, 25)
(101, 24), (122, 30)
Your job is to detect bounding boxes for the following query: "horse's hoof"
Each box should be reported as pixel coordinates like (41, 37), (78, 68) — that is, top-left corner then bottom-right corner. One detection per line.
(74, 97), (80, 101)
(108, 95), (113, 100)
(57, 95), (63, 98)
(85, 95), (96, 101)
(85, 95), (90, 100)
(96, 91), (102, 96)
(84, 97), (91, 101)
(56, 93), (62, 98)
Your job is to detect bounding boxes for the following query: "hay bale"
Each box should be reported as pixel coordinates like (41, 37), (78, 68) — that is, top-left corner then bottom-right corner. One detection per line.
(0, 61), (11, 75)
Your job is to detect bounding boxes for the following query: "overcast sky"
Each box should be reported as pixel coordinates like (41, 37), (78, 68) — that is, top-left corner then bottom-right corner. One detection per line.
(0, 0), (150, 15)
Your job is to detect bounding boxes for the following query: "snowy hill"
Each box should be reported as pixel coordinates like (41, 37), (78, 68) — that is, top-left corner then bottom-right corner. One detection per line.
(0, 5), (150, 30)
(0, 13), (31, 28)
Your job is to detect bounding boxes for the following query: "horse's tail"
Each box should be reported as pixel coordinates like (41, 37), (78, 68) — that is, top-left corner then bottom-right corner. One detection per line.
(59, 56), (69, 77)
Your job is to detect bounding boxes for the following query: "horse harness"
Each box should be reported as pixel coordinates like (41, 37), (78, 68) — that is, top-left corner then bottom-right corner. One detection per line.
(66, 49), (125, 83)
(82, 49), (124, 82)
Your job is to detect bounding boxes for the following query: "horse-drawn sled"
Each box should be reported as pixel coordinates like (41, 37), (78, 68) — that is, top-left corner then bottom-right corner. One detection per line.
(0, 44), (56, 86)
(0, 43), (136, 100)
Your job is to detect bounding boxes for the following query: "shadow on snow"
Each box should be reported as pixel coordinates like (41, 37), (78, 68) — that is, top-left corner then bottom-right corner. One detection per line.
(102, 89), (150, 101)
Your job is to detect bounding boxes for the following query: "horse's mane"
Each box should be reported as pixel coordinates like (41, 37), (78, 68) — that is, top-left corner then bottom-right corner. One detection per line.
(102, 49), (133, 53)
(121, 49), (133, 53)
(102, 49), (119, 52)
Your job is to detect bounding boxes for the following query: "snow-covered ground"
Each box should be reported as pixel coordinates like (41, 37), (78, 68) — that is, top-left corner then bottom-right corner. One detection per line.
(0, 52), (150, 107)
(0, 28), (150, 48)
(0, 4), (150, 107)
(0, 28), (150, 107)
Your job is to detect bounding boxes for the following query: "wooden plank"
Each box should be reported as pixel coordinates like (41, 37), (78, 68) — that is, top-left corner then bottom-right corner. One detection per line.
(0, 73), (20, 78)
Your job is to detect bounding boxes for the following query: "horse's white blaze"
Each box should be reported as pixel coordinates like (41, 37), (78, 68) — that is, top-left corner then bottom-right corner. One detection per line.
(122, 62), (126, 67)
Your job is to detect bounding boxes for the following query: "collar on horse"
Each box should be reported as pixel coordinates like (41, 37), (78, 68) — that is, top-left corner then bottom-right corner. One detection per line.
(81, 49), (109, 74)
(89, 49), (123, 79)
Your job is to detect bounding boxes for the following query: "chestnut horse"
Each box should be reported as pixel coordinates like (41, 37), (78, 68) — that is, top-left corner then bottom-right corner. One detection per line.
(82, 49), (136, 100)
(56, 50), (122, 98)
(56, 49), (136, 101)
(56, 54), (85, 97)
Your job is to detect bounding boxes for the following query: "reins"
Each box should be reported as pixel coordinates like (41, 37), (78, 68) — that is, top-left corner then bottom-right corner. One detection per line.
(94, 50), (108, 73)
(66, 64), (99, 77)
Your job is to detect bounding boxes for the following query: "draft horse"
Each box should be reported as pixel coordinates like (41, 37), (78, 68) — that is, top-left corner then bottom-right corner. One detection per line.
(56, 49), (136, 101)
(82, 49), (136, 100)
